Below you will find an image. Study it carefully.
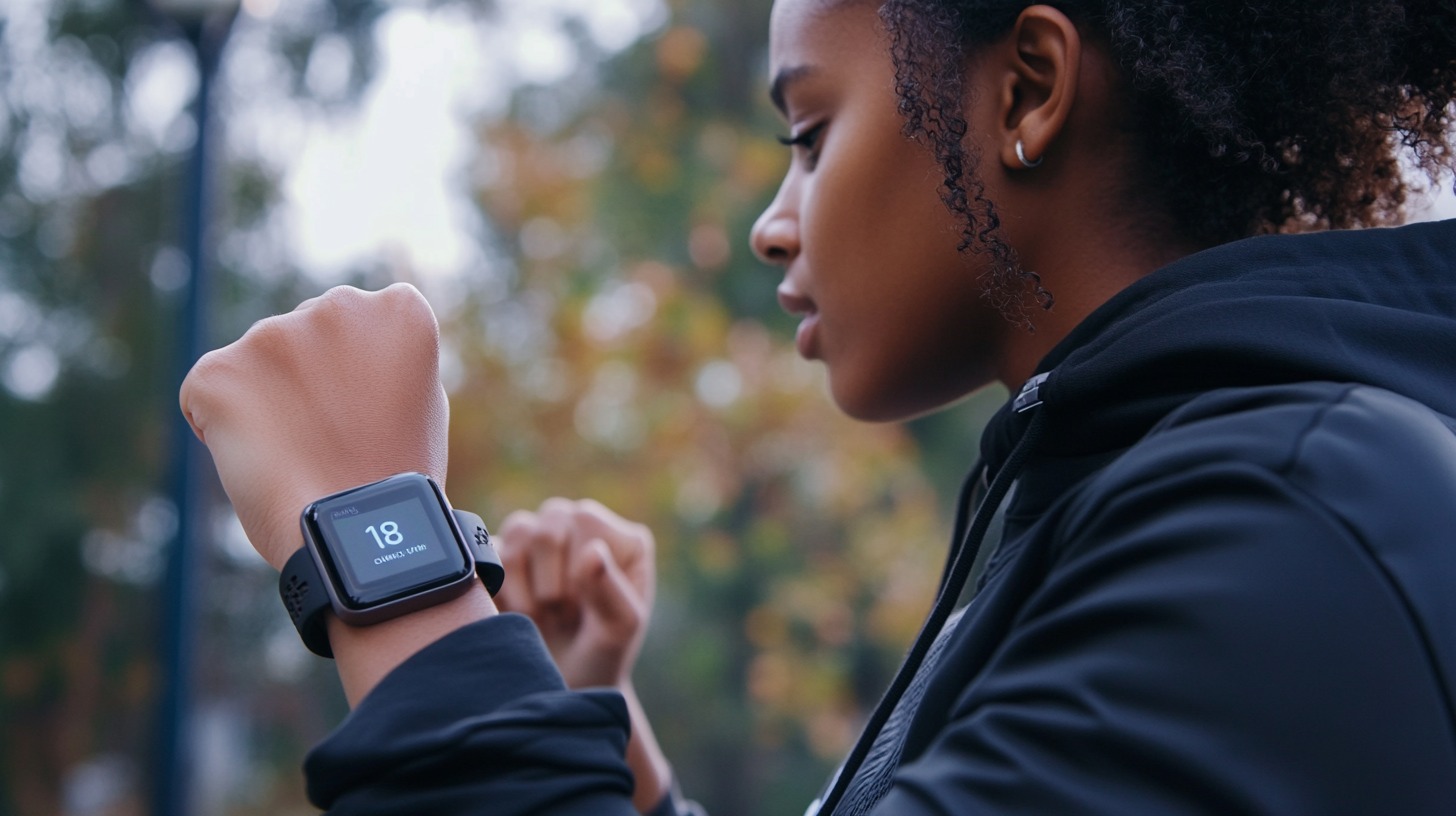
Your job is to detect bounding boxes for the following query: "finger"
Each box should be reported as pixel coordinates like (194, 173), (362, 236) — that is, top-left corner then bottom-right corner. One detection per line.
(179, 341), (256, 444)
(291, 293), (327, 312)
(530, 498), (576, 604)
(178, 350), (216, 442)
(290, 283), (370, 315)
(494, 510), (540, 618)
(569, 500), (655, 598)
(573, 538), (646, 643)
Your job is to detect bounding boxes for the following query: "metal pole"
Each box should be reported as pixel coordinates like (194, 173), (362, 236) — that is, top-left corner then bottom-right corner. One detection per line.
(153, 13), (232, 815)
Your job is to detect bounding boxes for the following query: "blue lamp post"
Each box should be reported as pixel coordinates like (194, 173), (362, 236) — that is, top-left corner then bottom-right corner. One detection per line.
(139, 0), (239, 813)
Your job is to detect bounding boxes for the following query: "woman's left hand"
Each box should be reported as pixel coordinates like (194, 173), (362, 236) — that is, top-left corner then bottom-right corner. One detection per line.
(180, 284), (451, 571)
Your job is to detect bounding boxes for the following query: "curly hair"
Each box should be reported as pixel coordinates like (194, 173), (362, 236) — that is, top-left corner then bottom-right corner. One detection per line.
(877, 0), (1456, 320)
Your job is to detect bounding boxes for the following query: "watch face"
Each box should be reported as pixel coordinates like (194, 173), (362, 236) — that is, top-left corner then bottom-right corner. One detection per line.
(305, 474), (472, 610)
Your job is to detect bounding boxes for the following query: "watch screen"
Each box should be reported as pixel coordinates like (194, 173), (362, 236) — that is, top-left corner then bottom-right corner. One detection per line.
(333, 496), (448, 581)
(308, 475), (471, 609)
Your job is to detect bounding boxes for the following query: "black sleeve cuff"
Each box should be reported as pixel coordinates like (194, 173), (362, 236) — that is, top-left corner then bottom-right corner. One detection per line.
(306, 614), (636, 815)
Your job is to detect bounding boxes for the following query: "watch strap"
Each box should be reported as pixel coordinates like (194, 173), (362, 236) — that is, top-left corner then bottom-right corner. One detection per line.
(453, 509), (506, 596)
(279, 508), (505, 659)
(280, 545), (335, 658)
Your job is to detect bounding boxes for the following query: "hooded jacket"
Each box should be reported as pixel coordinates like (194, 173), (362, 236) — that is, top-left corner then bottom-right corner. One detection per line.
(305, 219), (1456, 814)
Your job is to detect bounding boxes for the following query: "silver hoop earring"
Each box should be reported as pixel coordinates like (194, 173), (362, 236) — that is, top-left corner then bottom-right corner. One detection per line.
(1016, 140), (1043, 169)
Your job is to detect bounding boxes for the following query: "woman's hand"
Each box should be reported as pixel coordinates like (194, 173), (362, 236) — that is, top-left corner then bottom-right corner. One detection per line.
(496, 499), (671, 812)
(496, 498), (655, 688)
(180, 284), (451, 570)
(180, 284), (494, 705)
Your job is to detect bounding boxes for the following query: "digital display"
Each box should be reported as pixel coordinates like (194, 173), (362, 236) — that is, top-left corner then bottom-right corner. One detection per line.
(331, 495), (449, 584)
(308, 475), (471, 609)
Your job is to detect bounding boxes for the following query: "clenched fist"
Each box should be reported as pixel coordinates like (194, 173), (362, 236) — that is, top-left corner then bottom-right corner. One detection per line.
(496, 498), (655, 689)
(180, 284), (451, 570)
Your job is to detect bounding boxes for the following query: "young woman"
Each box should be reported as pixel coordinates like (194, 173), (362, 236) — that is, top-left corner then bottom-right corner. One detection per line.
(181, 1), (1456, 813)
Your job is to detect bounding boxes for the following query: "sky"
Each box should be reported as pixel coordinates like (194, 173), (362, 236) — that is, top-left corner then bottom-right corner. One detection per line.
(246, 0), (666, 287)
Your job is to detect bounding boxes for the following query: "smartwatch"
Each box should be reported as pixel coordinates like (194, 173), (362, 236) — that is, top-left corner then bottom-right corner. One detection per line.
(278, 473), (505, 658)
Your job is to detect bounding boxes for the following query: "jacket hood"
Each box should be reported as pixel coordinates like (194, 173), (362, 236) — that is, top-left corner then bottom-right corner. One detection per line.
(982, 218), (1456, 472)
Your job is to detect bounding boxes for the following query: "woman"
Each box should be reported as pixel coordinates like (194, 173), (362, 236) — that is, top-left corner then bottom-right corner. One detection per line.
(181, 0), (1456, 813)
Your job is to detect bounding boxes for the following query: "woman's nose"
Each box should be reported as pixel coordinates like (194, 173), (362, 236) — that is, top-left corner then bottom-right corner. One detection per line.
(750, 190), (800, 266)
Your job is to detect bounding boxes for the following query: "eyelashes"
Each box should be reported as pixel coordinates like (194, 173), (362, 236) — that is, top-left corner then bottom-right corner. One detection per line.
(777, 122), (827, 169)
(777, 122), (827, 151)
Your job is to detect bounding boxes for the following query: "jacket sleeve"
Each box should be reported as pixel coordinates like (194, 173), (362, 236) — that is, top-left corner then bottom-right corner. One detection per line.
(874, 394), (1456, 814)
(304, 613), (641, 815)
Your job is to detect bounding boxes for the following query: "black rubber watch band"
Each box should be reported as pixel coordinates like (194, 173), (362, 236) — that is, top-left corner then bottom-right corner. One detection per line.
(280, 544), (334, 657)
(279, 508), (504, 658)
(453, 509), (506, 596)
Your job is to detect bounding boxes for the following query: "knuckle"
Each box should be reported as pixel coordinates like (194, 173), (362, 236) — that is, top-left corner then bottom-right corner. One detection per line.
(380, 282), (425, 311)
(240, 311), (290, 346)
(539, 496), (577, 514)
(538, 497), (579, 529)
(179, 354), (224, 428)
(634, 524), (656, 556)
(181, 343), (248, 406)
(498, 509), (537, 540)
(310, 286), (363, 326)
(325, 283), (367, 304)
(576, 498), (616, 522)
(497, 540), (527, 569)
(183, 346), (227, 389)
(378, 284), (439, 333)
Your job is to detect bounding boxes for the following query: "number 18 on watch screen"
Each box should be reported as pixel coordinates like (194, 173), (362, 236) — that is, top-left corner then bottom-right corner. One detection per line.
(330, 496), (448, 584)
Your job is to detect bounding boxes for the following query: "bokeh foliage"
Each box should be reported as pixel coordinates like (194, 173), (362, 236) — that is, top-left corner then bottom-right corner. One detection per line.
(0, 0), (994, 813)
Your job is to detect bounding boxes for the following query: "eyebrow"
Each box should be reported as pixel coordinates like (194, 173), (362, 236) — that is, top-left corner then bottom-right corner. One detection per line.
(769, 65), (817, 115)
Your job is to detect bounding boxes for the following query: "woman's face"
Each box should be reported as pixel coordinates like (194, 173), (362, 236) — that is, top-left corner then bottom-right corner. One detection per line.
(751, 0), (1008, 422)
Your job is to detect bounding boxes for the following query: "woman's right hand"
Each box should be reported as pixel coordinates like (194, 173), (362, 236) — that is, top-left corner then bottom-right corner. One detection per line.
(495, 498), (655, 689)
(496, 499), (670, 813)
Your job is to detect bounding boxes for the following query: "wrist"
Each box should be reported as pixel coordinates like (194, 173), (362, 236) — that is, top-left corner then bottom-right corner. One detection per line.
(620, 681), (672, 813)
(275, 473), (503, 667)
(249, 468), (450, 571)
(243, 476), (336, 572)
(329, 581), (497, 705)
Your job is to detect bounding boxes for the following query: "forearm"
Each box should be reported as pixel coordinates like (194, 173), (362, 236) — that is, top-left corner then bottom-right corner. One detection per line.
(327, 581), (498, 705)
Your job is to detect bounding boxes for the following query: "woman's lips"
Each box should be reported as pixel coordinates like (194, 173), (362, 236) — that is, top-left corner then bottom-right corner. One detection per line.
(794, 313), (821, 359)
(777, 282), (820, 360)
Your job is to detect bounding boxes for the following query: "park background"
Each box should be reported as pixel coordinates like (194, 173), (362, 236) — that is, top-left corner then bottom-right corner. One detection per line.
(1, 0), (1453, 814)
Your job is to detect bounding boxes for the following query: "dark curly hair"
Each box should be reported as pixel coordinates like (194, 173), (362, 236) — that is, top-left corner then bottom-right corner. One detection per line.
(877, 0), (1456, 320)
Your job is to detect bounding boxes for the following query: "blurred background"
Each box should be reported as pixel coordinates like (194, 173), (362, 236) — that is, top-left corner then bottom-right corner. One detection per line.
(2, 0), (1453, 814)
(0, 0), (1009, 813)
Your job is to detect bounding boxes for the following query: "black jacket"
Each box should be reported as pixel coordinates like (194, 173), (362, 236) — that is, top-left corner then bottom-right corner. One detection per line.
(306, 220), (1456, 814)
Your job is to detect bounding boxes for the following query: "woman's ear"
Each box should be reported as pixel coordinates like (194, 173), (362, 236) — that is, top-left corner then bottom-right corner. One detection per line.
(992, 4), (1082, 171)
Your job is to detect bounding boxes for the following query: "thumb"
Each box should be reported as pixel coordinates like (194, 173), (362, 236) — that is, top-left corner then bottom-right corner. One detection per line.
(574, 538), (645, 643)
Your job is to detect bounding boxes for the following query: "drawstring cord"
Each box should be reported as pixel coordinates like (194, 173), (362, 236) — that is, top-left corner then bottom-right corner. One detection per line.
(815, 405), (1048, 815)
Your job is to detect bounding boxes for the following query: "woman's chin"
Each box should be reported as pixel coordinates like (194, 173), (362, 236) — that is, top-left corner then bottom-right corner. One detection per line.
(827, 377), (931, 424)
(827, 369), (993, 424)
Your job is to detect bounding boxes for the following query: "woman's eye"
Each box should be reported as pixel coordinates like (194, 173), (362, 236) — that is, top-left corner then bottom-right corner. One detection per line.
(776, 122), (827, 167)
